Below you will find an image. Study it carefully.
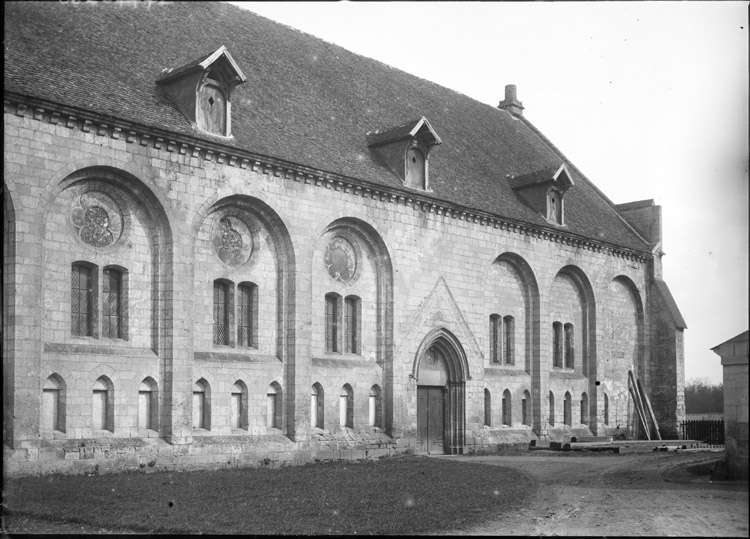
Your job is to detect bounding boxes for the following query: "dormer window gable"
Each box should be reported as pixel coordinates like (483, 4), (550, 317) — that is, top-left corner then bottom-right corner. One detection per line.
(509, 163), (574, 226)
(157, 46), (246, 138)
(367, 117), (441, 191)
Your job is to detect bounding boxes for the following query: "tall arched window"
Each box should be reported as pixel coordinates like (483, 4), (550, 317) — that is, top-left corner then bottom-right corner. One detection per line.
(502, 389), (512, 426)
(138, 378), (158, 431)
(503, 315), (515, 365)
(489, 314), (502, 364)
(72, 263), (96, 337)
(213, 280), (232, 346)
(564, 391), (572, 426)
(193, 379), (211, 430)
(340, 384), (354, 429)
(102, 267), (124, 339)
(267, 382), (282, 429)
(484, 389), (492, 427)
(552, 322), (563, 368)
(580, 392), (589, 425)
(92, 376), (114, 432)
(311, 383), (324, 429)
(345, 296), (361, 354)
(325, 293), (341, 353)
(603, 393), (610, 425)
(369, 385), (382, 428)
(564, 323), (575, 369)
(43, 374), (66, 433)
(548, 391), (555, 426)
(237, 282), (258, 348)
(522, 390), (531, 426)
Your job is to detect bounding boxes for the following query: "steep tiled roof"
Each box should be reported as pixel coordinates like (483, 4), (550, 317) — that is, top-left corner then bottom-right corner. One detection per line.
(4, 1), (650, 252)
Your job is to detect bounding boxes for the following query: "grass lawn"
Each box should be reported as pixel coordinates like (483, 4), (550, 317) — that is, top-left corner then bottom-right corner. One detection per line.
(3, 455), (536, 535)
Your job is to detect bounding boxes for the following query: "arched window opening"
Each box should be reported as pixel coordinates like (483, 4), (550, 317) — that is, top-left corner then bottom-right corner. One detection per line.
(193, 379), (211, 430)
(43, 375), (66, 433)
(489, 314), (502, 364)
(267, 382), (282, 429)
(213, 280), (232, 346)
(502, 389), (512, 426)
(231, 381), (248, 430)
(325, 293), (341, 353)
(72, 262), (96, 337)
(92, 377), (113, 432)
(564, 323), (575, 369)
(503, 315), (515, 365)
(369, 385), (382, 428)
(238, 282), (258, 348)
(345, 296), (361, 354)
(552, 322), (563, 368)
(340, 384), (354, 429)
(102, 267), (125, 339)
(580, 392), (589, 425)
(138, 378), (158, 431)
(564, 392), (572, 426)
(548, 391), (555, 426)
(522, 390), (531, 426)
(484, 389), (492, 427)
(604, 393), (610, 426)
(311, 383), (324, 429)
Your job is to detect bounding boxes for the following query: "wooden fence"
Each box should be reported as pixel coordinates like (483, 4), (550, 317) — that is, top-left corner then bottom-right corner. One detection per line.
(681, 419), (725, 444)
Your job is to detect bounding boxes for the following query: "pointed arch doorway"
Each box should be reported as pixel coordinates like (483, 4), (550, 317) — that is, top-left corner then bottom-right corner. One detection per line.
(414, 328), (468, 455)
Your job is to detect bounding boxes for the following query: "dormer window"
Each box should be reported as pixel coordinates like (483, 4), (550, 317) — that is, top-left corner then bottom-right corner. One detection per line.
(367, 117), (441, 191)
(157, 46), (246, 138)
(509, 163), (574, 226)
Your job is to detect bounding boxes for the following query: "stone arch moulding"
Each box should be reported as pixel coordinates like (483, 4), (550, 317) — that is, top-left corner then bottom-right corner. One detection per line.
(611, 274), (646, 377)
(192, 194), (297, 436)
(553, 264), (598, 377)
(490, 252), (543, 432)
(318, 216), (395, 433)
(412, 326), (469, 454)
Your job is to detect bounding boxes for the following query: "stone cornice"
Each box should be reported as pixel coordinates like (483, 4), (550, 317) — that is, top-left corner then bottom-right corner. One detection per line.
(4, 93), (651, 264)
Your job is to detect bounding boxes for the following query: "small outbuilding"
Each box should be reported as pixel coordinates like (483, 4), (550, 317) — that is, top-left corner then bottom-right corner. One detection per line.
(712, 330), (749, 478)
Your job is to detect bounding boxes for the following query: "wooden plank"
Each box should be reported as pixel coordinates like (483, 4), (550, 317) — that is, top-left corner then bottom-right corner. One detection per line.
(628, 370), (650, 438)
(637, 378), (662, 441)
(629, 385), (651, 440)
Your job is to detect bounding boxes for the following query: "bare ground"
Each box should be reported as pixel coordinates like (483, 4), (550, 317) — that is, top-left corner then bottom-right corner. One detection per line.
(436, 450), (749, 537)
(3, 450), (747, 536)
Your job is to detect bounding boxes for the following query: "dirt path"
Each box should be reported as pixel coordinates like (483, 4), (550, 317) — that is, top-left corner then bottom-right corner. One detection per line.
(436, 451), (749, 537)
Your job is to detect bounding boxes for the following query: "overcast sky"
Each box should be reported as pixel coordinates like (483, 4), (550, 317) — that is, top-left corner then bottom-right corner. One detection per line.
(230, 1), (748, 385)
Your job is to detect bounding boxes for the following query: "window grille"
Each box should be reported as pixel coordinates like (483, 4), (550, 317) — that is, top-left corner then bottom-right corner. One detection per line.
(213, 281), (229, 345)
(71, 264), (93, 336)
(102, 268), (121, 338)
(325, 294), (340, 353)
(238, 283), (257, 348)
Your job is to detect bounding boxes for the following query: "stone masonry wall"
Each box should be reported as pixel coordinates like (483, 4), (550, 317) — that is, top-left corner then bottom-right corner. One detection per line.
(3, 102), (682, 475)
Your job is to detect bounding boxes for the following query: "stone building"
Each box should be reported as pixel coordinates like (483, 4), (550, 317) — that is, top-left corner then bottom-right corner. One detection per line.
(3, 2), (686, 475)
(712, 331), (749, 478)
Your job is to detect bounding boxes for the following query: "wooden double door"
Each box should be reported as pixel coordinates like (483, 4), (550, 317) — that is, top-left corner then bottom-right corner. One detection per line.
(417, 385), (446, 455)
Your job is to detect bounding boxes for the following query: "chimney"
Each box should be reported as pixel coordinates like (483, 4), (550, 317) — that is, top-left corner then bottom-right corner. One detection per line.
(498, 84), (524, 116)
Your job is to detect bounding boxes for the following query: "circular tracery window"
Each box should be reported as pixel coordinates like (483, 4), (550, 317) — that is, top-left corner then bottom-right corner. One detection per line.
(324, 236), (357, 283)
(213, 215), (253, 266)
(70, 191), (123, 248)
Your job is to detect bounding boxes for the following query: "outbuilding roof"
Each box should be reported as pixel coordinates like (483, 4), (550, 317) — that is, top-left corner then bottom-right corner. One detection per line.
(4, 1), (651, 253)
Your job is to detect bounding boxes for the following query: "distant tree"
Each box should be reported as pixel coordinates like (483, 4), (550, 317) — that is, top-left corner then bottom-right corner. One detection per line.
(684, 378), (723, 413)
